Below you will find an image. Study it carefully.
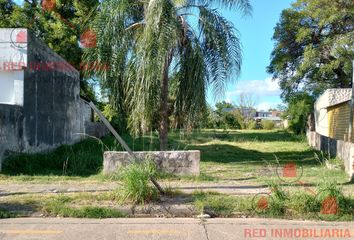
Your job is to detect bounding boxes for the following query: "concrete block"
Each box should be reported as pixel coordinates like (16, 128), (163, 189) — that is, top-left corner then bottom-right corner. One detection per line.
(103, 151), (200, 176)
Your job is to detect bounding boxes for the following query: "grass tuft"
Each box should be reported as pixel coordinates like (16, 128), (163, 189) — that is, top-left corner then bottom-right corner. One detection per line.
(43, 195), (126, 218)
(115, 159), (159, 204)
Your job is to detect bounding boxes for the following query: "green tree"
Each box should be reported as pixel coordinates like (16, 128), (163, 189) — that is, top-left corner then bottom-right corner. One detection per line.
(84, 0), (252, 150)
(286, 92), (314, 134)
(268, 0), (354, 101)
(0, 0), (99, 99)
(215, 101), (235, 116)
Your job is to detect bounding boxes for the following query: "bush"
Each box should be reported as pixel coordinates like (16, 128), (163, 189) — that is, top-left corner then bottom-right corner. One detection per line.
(246, 120), (258, 130)
(267, 181), (288, 216)
(117, 159), (158, 204)
(224, 113), (241, 129)
(286, 92), (314, 134)
(261, 120), (275, 130)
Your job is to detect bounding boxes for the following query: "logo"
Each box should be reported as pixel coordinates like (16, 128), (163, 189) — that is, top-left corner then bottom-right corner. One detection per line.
(276, 162), (303, 183)
(315, 190), (344, 221)
(283, 162), (297, 178)
(16, 30), (27, 43)
(42, 0), (56, 11)
(80, 29), (97, 48)
(320, 196), (338, 215)
(257, 196), (269, 210)
(252, 193), (273, 214)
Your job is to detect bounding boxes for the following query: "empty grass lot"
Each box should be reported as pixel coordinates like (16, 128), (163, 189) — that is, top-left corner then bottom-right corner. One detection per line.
(1, 130), (351, 189)
(0, 130), (353, 220)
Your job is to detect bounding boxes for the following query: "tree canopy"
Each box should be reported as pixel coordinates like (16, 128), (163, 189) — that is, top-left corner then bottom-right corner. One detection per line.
(83, 0), (252, 149)
(268, 0), (354, 101)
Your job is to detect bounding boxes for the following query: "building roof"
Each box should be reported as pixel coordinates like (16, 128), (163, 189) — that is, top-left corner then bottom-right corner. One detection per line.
(315, 88), (352, 109)
(254, 116), (282, 121)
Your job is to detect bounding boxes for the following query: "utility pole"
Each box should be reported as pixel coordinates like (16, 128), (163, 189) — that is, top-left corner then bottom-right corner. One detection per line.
(348, 60), (354, 142)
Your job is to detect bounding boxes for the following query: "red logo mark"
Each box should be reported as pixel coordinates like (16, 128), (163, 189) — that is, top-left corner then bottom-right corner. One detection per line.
(80, 30), (97, 48)
(283, 162), (297, 178)
(320, 196), (338, 215)
(42, 0), (56, 11)
(257, 197), (269, 210)
(16, 31), (27, 43)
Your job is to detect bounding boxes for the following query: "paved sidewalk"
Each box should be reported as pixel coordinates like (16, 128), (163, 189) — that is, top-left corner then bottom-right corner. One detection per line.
(0, 218), (352, 240)
(0, 181), (270, 196)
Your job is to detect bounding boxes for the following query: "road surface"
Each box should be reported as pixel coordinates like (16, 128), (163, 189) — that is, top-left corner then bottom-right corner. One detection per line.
(0, 218), (352, 240)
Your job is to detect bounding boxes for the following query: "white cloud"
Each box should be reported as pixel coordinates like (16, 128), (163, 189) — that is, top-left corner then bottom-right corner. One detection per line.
(226, 77), (281, 99)
(223, 77), (282, 111)
(256, 102), (275, 111)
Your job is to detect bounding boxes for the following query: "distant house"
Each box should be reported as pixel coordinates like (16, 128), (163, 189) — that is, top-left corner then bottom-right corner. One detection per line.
(222, 107), (256, 119)
(314, 88), (353, 142)
(221, 107), (283, 123)
(255, 111), (282, 121)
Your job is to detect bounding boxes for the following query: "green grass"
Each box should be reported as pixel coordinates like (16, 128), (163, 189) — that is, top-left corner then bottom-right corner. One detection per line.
(1, 129), (352, 193)
(0, 182), (352, 220)
(43, 195), (126, 218)
(0, 208), (17, 218)
(192, 182), (354, 221)
(115, 160), (159, 204)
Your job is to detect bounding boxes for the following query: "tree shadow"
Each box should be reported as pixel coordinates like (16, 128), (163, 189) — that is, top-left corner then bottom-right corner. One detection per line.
(186, 143), (318, 166)
(0, 131), (313, 177)
(181, 130), (304, 144)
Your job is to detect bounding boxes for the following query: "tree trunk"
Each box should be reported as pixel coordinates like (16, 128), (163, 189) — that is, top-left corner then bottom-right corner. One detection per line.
(159, 51), (173, 150)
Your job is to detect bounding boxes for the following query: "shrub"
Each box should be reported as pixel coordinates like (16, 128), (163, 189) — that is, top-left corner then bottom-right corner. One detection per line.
(246, 120), (258, 130)
(117, 159), (158, 204)
(261, 120), (275, 130)
(286, 92), (314, 134)
(267, 181), (288, 216)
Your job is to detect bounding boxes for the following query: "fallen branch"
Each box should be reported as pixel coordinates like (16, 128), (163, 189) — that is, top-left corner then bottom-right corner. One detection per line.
(88, 101), (165, 195)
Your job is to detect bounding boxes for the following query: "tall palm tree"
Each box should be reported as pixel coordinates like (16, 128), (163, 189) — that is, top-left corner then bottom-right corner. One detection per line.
(83, 0), (251, 150)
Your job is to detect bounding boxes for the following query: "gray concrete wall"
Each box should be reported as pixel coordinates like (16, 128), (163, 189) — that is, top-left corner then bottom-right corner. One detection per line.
(0, 29), (108, 167)
(0, 105), (24, 169)
(22, 31), (82, 152)
(103, 151), (200, 176)
(307, 130), (354, 181)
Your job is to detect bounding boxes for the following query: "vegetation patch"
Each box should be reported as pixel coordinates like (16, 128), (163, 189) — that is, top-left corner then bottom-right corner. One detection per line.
(43, 195), (126, 218)
(115, 160), (159, 204)
(0, 208), (17, 218)
(192, 182), (354, 221)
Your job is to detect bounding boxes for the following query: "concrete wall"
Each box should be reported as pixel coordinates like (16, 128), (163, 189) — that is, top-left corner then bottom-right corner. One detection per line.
(0, 28), (108, 167)
(103, 151), (200, 176)
(0, 105), (24, 169)
(307, 130), (354, 181)
(79, 99), (109, 139)
(21, 31), (82, 151)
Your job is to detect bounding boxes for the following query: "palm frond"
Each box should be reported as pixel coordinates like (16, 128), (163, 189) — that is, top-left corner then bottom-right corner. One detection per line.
(187, 0), (252, 15)
(198, 6), (242, 98)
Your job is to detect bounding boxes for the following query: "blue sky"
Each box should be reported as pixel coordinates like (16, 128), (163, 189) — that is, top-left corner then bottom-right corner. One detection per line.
(210, 0), (294, 110)
(14, 0), (294, 110)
